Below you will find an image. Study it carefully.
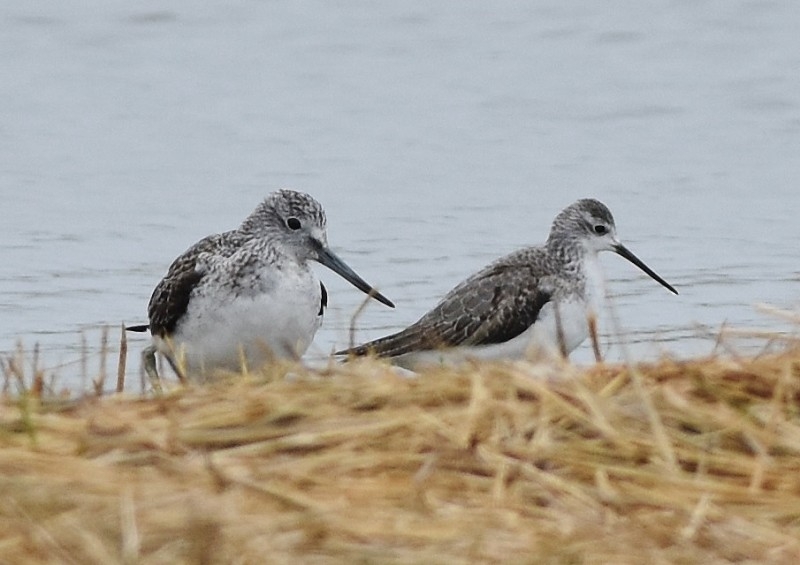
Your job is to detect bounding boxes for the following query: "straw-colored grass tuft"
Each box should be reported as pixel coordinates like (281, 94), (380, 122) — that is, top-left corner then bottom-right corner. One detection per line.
(2, 350), (800, 563)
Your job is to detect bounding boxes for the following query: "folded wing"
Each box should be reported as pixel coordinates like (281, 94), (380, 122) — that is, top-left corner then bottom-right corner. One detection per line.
(339, 257), (551, 358)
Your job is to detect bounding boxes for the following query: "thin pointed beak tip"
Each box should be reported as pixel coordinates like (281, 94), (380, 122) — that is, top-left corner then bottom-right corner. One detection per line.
(316, 246), (396, 308)
(373, 291), (395, 308)
(613, 243), (678, 296)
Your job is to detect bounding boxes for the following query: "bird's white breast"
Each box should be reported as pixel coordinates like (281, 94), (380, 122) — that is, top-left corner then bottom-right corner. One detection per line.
(580, 252), (606, 316)
(162, 260), (322, 378)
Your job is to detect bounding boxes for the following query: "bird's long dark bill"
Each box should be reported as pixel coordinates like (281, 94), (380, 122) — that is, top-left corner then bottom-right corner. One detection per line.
(317, 247), (395, 308)
(613, 243), (678, 295)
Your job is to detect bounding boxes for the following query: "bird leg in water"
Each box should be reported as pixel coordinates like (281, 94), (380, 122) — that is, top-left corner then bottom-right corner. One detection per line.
(144, 337), (188, 389)
(554, 302), (568, 359)
(588, 312), (602, 363)
(165, 340), (188, 384)
(141, 345), (162, 393)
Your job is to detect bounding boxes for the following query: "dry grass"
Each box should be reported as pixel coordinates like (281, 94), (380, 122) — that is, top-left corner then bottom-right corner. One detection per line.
(1, 349), (800, 564)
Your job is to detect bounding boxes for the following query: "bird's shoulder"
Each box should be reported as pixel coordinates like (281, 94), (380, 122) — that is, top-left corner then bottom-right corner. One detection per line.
(146, 231), (242, 336)
(435, 245), (554, 311)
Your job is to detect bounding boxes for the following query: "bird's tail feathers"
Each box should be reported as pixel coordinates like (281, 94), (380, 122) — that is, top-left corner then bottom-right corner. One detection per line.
(337, 329), (432, 359)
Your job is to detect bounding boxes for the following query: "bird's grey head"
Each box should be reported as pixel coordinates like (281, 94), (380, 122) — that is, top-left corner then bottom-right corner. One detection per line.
(240, 189), (328, 259)
(548, 198), (618, 253)
(547, 198), (678, 295)
(240, 189), (396, 307)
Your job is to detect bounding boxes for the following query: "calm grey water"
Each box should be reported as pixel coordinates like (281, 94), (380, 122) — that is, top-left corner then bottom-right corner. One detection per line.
(2, 1), (799, 390)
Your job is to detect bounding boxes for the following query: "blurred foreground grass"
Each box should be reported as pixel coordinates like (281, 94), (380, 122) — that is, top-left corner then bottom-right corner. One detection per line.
(1, 347), (800, 563)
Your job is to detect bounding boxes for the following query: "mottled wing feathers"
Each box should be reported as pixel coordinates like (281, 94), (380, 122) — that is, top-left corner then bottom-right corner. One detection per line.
(147, 232), (239, 337)
(148, 267), (203, 337)
(340, 250), (553, 358)
(463, 270), (551, 346)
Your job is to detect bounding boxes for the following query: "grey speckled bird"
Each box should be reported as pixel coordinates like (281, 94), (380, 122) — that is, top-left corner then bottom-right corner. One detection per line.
(336, 199), (677, 370)
(128, 189), (394, 383)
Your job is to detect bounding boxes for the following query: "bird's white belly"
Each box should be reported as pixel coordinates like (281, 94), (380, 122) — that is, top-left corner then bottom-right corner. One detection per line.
(525, 298), (593, 357)
(160, 271), (322, 378)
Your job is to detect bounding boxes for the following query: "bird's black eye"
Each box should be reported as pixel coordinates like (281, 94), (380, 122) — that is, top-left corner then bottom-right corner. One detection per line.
(594, 224), (607, 235)
(287, 217), (302, 230)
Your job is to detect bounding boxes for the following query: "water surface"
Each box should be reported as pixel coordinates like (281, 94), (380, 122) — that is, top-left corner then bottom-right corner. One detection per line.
(2, 1), (799, 390)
